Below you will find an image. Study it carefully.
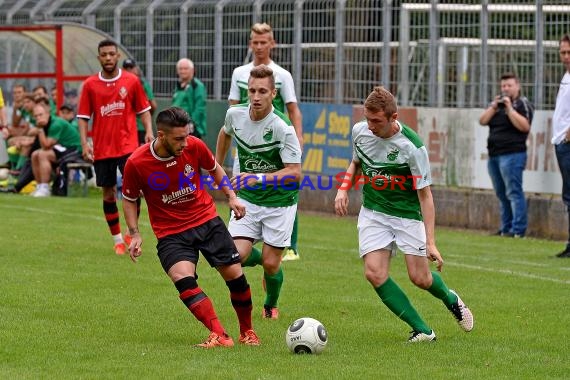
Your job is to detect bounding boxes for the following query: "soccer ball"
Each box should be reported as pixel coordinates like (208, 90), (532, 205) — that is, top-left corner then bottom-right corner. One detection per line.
(285, 317), (328, 354)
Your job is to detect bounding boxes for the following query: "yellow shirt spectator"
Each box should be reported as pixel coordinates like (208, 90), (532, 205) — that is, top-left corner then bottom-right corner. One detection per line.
(0, 87), (8, 127)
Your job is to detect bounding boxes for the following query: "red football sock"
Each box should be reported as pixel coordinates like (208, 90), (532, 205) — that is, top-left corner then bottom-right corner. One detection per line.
(231, 287), (253, 333)
(180, 286), (225, 336)
(103, 200), (121, 236)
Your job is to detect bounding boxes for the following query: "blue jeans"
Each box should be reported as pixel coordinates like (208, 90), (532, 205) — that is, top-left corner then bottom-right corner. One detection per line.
(555, 142), (570, 245)
(487, 152), (528, 235)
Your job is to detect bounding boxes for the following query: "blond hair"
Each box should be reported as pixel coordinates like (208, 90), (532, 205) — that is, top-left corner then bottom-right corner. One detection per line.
(250, 23), (274, 40)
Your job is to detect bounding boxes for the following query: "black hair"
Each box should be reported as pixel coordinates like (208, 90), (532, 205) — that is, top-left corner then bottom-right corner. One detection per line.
(98, 39), (118, 51)
(35, 97), (51, 107)
(500, 72), (519, 82)
(156, 107), (191, 130)
(33, 85), (48, 94)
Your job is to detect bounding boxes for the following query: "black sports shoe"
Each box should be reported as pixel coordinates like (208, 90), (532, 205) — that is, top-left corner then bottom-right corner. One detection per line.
(556, 247), (570, 258)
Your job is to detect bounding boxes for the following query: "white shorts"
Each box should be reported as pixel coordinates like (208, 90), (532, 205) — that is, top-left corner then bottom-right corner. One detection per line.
(357, 206), (427, 258)
(228, 198), (297, 248)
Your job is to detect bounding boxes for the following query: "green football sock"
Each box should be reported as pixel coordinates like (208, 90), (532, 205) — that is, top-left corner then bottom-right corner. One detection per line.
(263, 268), (283, 308)
(242, 246), (262, 267)
(15, 155), (28, 170)
(289, 213), (298, 250)
(375, 277), (431, 334)
(427, 271), (458, 308)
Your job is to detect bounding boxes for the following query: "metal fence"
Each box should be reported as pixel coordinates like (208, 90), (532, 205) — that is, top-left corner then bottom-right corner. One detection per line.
(1, 0), (569, 109)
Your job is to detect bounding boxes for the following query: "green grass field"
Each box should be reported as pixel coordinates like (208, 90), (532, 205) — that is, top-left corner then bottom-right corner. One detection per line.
(1, 194), (569, 379)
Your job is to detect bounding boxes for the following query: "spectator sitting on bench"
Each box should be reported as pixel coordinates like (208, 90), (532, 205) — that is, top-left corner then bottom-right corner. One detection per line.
(6, 94), (37, 175)
(59, 103), (78, 130)
(30, 101), (82, 197)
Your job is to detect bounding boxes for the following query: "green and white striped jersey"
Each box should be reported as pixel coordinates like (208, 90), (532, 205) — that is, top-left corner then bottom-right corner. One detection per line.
(352, 121), (432, 221)
(228, 61), (297, 113)
(223, 104), (302, 207)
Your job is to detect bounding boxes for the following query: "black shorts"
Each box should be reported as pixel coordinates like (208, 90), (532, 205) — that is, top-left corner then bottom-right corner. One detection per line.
(53, 146), (78, 161)
(93, 154), (130, 187)
(156, 216), (241, 273)
(137, 130), (145, 146)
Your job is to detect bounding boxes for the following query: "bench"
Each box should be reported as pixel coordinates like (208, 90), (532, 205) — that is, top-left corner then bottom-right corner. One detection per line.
(66, 162), (94, 197)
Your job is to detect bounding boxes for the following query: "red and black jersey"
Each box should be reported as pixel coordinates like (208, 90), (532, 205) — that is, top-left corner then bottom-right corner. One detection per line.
(77, 69), (151, 160)
(122, 136), (218, 239)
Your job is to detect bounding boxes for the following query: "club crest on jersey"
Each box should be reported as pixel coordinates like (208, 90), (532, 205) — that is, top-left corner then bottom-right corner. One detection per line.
(119, 86), (128, 99)
(183, 164), (194, 177)
(262, 126), (273, 142)
(387, 149), (400, 161)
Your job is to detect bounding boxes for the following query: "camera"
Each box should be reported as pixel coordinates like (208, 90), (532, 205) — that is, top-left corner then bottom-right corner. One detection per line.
(496, 92), (509, 108)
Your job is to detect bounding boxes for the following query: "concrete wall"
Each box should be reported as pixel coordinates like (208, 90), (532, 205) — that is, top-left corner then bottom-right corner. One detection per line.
(296, 181), (568, 241)
(211, 174), (568, 241)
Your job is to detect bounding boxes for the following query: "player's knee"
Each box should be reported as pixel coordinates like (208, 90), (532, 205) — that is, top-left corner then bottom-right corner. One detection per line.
(225, 274), (249, 292)
(262, 260), (280, 275)
(261, 253), (281, 272)
(409, 273), (432, 289)
(174, 276), (198, 292)
(364, 269), (387, 287)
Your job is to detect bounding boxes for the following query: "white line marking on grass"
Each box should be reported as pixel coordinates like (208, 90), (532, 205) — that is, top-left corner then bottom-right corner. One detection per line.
(1, 204), (102, 221)
(0, 204), (151, 227)
(445, 253), (570, 272)
(446, 262), (570, 285)
(303, 244), (570, 285)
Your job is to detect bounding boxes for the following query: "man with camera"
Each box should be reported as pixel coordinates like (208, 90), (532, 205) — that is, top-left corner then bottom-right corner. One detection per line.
(479, 72), (534, 238)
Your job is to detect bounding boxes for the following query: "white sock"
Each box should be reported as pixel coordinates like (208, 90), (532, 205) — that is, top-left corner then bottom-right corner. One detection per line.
(112, 233), (124, 244)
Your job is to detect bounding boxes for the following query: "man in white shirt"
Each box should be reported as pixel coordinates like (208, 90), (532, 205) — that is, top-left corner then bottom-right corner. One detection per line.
(552, 34), (570, 258)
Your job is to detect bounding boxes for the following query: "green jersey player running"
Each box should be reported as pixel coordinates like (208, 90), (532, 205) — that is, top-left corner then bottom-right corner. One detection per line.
(334, 86), (474, 342)
(217, 65), (302, 320)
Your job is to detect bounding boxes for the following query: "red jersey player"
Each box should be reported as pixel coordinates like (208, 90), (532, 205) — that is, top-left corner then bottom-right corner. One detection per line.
(77, 39), (154, 255)
(121, 106), (260, 348)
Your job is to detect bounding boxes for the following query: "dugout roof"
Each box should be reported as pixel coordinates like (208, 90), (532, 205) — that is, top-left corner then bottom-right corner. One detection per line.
(0, 23), (133, 109)
(0, 23), (132, 77)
